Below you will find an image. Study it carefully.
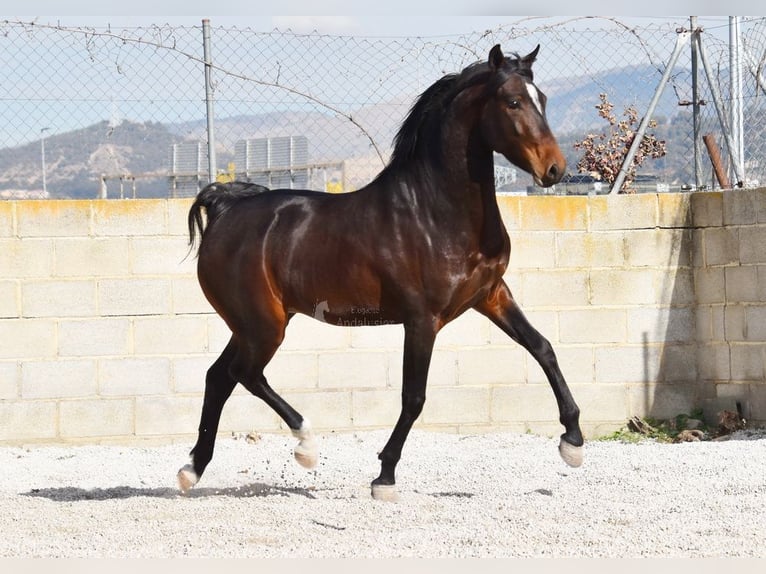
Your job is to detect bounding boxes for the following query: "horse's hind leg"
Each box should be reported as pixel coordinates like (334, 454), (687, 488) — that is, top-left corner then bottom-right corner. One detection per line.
(476, 280), (584, 467)
(177, 337), (238, 493)
(232, 322), (318, 470)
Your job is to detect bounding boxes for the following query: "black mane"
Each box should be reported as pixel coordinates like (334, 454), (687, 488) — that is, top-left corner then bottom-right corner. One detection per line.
(382, 54), (532, 175)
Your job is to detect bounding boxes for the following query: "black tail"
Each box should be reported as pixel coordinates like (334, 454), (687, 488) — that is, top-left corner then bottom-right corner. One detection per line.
(187, 181), (269, 252)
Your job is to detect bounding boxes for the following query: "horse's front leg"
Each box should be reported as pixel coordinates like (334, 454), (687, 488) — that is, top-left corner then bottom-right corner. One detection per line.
(475, 280), (584, 467)
(372, 317), (438, 501)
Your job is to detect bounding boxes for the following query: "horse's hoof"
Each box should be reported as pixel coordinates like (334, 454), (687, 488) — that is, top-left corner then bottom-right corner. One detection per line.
(294, 441), (318, 469)
(371, 483), (400, 502)
(558, 439), (583, 468)
(177, 464), (199, 494)
(292, 420), (318, 469)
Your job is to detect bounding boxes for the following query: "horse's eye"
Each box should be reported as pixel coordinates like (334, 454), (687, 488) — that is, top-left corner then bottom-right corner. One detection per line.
(508, 99), (520, 110)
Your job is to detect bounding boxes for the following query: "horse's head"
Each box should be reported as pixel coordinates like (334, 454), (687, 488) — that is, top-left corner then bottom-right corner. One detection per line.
(480, 44), (565, 187)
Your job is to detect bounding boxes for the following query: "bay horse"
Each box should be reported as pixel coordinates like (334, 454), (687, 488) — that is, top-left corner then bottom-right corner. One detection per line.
(179, 44), (583, 501)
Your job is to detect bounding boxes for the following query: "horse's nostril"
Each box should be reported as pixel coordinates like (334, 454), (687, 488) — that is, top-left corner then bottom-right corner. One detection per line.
(548, 163), (560, 180)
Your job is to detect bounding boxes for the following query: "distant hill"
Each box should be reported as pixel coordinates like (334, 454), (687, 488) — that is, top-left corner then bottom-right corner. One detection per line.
(0, 64), (702, 198)
(0, 120), (177, 199)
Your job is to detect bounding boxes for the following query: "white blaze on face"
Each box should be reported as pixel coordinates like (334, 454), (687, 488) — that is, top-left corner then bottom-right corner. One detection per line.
(526, 81), (543, 116)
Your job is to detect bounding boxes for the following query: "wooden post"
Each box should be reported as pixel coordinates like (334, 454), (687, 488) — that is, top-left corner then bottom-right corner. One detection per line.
(702, 134), (730, 189)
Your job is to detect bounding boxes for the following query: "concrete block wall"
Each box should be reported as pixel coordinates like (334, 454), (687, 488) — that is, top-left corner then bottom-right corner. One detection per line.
(1, 191), (764, 445)
(692, 189), (766, 423)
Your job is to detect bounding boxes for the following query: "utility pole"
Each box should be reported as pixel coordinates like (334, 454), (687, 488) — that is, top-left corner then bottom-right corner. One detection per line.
(40, 127), (50, 195)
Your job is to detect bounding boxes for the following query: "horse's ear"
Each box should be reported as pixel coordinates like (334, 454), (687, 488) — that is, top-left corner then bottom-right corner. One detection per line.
(488, 44), (505, 71)
(520, 45), (540, 67)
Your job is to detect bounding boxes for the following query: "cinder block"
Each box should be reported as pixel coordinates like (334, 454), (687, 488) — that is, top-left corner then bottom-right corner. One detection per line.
(98, 278), (171, 316)
(694, 267), (725, 304)
(421, 386), (490, 424)
(133, 316), (208, 356)
(218, 394), (283, 433)
(134, 395), (199, 436)
(0, 202), (14, 237)
(60, 398), (134, 439)
(351, 389), (401, 427)
(0, 281), (19, 318)
(207, 315), (232, 353)
(457, 346), (526, 385)
(54, 237), (130, 278)
(490, 384), (558, 423)
(570, 383), (628, 422)
(98, 357), (171, 396)
(658, 344), (698, 382)
(167, 199), (195, 237)
(265, 351), (319, 390)
(0, 361), (19, 399)
(281, 390), (352, 430)
(624, 228), (691, 267)
(519, 196), (588, 231)
(748, 383), (766, 423)
(92, 199), (167, 237)
(21, 360), (97, 399)
(754, 188), (766, 224)
(130, 236), (195, 275)
(657, 193), (692, 228)
(696, 343), (730, 381)
(745, 306), (766, 342)
(436, 311), (491, 347)
(171, 355), (213, 393)
(589, 269), (657, 306)
(0, 238), (54, 279)
(627, 383), (700, 420)
(589, 194), (657, 231)
(657, 268), (695, 306)
(729, 343), (765, 381)
(626, 307), (695, 344)
(280, 315), (351, 351)
(0, 319), (56, 360)
(550, 345), (596, 385)
(758, 265), (766, 301)
(724, 305), (746, 341)
(22, 280), (97, 318)
(690, 191), (723, 227)
(520, 270), (590, 307)
(506, 231), (555, 269)
(318, 350), (387, 389)
(738, 226), (766, 264)
(594, 344), (662, 384)
(171, 277), (213, 315)
(704, 227), (739, 266)
(691, 229), (705, 268)
(554, 231), (625, 268)
(0, 400), (57, 441)
(16, 200), (91, 237)
(350, 324), (404, 349)
(496, 196), (521, 229)
(723, 189), (758, 226)
(725, 265), (759, 303)
(559, 309), (626, 344)
(58, 318), (131, 357)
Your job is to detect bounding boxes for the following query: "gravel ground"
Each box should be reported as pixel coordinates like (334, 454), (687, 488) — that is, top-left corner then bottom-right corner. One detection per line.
(1, 428), (765, 558)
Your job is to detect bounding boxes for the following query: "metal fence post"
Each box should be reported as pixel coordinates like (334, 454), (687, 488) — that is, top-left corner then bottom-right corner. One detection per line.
(202, 18), (217, 185)
(609, 30), (691, 194)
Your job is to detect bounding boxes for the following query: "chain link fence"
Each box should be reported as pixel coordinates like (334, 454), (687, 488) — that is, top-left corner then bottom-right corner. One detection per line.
(0, 17), (764, 199)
